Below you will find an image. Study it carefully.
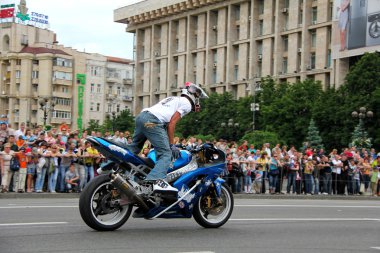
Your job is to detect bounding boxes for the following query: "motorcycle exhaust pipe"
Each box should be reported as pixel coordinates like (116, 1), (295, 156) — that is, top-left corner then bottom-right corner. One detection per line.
(110, 174), (149, 211)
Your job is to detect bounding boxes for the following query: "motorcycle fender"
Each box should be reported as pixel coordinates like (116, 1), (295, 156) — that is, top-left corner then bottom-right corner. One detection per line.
(214, 177), (225, 197)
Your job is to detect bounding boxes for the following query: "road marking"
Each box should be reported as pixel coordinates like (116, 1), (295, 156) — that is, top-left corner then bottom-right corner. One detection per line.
(235, 205), (380, 208)
(371, 247), (380, 250)
(0, 205), (77, 209)
(0, 222), (68, 226)
(230, 218), (380, 222)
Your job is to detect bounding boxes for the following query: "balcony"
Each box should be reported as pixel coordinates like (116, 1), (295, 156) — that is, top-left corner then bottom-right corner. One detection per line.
(123, 78), (133, 85)
(106, 93), (117, 100)
(52, 92), (72, 99)
(52, 78), (72, 86)
(14, 104), (20, 110)
(122, 95), (133, 102)
(51, 118), (71, 124)
(31, 104), (38, 111)
(53, 104), (71, 111)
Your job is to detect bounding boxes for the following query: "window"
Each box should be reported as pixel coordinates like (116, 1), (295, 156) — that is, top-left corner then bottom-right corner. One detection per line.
(234, 46), (239, 61)
(299, 9), (303, 25)
(284, 0), (289, 8)
(32, 71), (39, 79)
(52, 111), (71, 119)
(311, 30), (317, 47)
(53, 71), (72, 80)
(213, 50), (217, 63)
(106, 68), (120, 79)
(212, 69), (217, 84)
(117, 87), (121, 95)
(234, 5), (240, 20)
(310, 53), (316, 69)
(91, 83), (95, 93)
(108, 85), (112, 94)
(312, 7), (317, 23)
(234, 65), (239, 80)
(97, 103), (100, 111)
(16, 59), (21, 65)
(258, 0), (264, 14)
(257, 41), (263, 55)
(61, 87), (69, 93)
(97, 84), (101, 93)
(107, 104), (112, 113)
(116, 104), (120, 113)
(53, 98), (71, 106)
(327, 49), (331, 67)
(54, 58), (72, 67)
(90, 102), (94, 111)
(32, 60), (39, 65)
(282, 57), (288, 74)
(283, 36), (288, 52)
(16, 70), (21, 78)
(259, 20), (263, 35)
(90, 66), (102, 77)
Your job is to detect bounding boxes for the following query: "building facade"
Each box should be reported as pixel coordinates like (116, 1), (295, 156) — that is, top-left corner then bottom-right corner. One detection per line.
(0, 22), (134, 130)
(115, 0), (380, 114)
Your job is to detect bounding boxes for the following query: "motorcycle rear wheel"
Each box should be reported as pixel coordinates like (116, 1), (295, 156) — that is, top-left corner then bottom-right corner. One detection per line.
(79, 175), (133, 231)
(193, 183), (234, 228)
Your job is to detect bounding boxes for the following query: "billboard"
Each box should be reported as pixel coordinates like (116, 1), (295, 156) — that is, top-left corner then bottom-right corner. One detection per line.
(0, 0), (49, 28)
(333, 0), (380, 51)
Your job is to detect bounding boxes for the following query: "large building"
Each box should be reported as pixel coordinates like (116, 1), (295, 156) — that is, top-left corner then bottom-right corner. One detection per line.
(0, 1), (134, 130)
(115, 0), (380, 114)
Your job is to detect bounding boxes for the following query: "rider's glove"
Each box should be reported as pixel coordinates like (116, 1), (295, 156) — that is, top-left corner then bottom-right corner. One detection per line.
(170, 144), (181, 160)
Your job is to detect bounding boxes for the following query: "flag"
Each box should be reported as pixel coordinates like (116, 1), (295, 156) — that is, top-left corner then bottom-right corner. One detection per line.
(0, 8), (14, 19)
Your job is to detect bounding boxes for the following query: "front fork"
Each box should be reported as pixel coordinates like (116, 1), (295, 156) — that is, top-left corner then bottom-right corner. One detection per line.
(205, 177), (225, 208)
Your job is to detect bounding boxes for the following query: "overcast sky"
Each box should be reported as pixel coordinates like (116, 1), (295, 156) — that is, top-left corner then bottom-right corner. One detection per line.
(25, 0), (143, 60)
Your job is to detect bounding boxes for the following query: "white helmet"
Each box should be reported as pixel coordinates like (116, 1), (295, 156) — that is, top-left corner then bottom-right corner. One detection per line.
(181, 82), (208, 112)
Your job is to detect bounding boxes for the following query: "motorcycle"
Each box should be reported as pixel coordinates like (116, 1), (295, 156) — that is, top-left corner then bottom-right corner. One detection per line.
(79, 137), (234, 231)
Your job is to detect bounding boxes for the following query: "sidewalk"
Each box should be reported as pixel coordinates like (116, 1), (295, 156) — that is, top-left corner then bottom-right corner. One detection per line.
(0, 192), (378, 200)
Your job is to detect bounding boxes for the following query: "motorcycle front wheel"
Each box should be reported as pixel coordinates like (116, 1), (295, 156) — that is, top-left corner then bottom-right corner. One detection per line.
(193, 183), (234, 228)
(79, 175), (133, 231)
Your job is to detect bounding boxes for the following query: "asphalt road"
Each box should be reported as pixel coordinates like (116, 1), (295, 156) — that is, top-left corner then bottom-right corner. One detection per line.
(0, 198), (379, 253)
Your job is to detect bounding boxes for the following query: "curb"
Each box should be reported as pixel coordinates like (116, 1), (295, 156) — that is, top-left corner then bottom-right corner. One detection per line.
(0, 192), (378, 201)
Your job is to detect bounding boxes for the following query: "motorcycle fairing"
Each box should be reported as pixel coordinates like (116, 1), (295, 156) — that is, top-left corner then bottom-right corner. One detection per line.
(147, 149), (192, 172)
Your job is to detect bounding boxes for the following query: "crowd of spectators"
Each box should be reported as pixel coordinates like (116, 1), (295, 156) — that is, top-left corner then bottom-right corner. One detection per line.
(0, 121), (132, 194)
(1, 120), (379, 197)
(215, 140), (380, 197)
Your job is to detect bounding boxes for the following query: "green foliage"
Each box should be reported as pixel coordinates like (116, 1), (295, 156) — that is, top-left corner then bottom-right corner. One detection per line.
(112, 109), (135, 132)
(174, 52), (380, 150)
(193, 134), (216, 142)
(241, 131), (282, 150)
(351, 120), (372, 149)
(305, 119), (324, 150)
(86, 119), (102, 133)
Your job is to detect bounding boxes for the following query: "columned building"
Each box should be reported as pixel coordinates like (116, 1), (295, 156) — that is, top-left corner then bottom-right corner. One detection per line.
(115, 0), (380, 114)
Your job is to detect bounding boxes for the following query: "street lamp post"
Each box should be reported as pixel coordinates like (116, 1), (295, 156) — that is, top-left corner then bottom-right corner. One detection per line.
(351, 107), (374, 148)
(39, 98), (55, 128)
(246, 79), (261, 131)
(221, 118), (239, 141)
(111, 111), (116, 132)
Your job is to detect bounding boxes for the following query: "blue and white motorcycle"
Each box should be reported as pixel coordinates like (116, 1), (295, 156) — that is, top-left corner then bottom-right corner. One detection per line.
(79, 137), (234, 231)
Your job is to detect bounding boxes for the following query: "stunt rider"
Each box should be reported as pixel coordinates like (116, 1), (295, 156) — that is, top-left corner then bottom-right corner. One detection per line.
(126, 82), (208, 192)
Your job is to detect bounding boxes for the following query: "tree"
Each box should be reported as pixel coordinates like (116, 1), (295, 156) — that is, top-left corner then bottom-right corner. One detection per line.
(86, 119), (102, 133)
(305, 119), (324, 150)
(112, 109), (135, 132)
(350, 120), (372, 149)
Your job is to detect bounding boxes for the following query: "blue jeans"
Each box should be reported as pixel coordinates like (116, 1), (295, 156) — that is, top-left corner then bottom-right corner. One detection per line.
(347, 175), (354, 194)
(304, 174), (312, 194)
(269, 173), (279, 191)
(85, 164), (94, 183)
(314, 177), (320, 194)
(127, 111), (172, 181)
(244, 175), (252, 186)
(287, 172), (297, 193)
(58, 165), (70, 192)
(323, 173), (332, 194)
(35, 167), (47, 192)
(48, 166), (59, 192)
